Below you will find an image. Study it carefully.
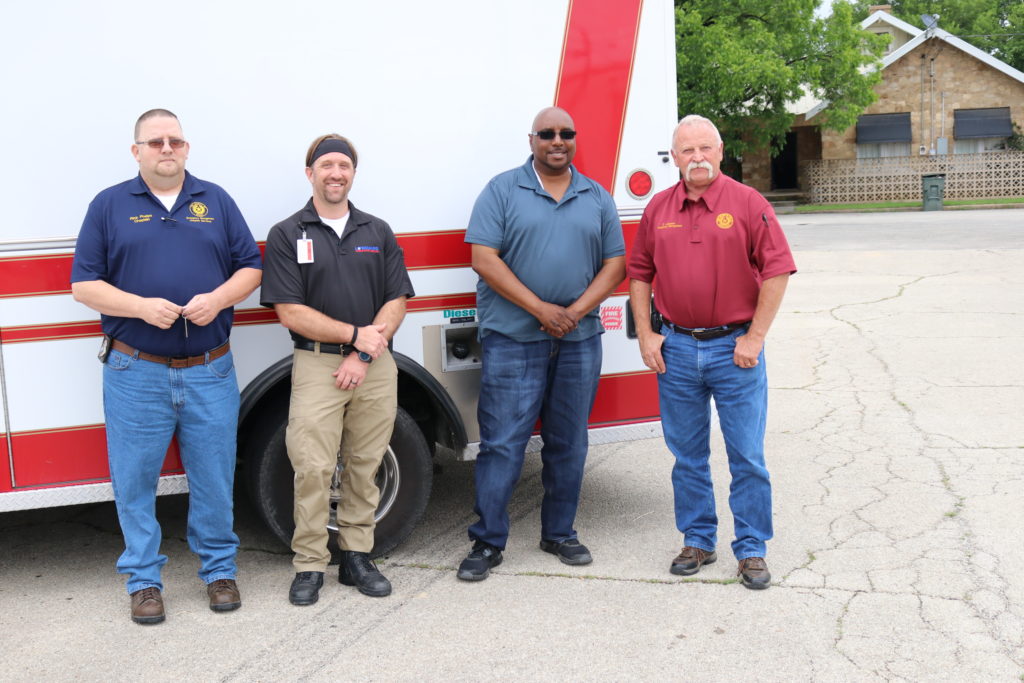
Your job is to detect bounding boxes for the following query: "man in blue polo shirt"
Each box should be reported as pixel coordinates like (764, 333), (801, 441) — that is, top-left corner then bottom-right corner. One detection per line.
(71, 109), (262, 624)
(457, 106), (625, 581)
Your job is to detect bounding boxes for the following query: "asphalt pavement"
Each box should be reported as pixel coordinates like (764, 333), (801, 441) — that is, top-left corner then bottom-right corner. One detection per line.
(1, 209), (1022, 681)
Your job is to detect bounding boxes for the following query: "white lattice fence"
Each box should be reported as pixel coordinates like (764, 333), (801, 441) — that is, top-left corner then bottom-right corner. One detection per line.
(804, 152), (1024, 203)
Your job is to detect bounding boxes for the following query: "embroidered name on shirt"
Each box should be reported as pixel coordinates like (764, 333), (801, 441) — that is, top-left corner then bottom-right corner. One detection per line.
(129, 214), (153, 223)
(655, 221), (684, 230)
(355, 246), (380, 253)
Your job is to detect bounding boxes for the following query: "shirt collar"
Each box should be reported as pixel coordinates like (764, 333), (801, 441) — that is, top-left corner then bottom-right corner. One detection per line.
(299, 198), (370, 231)
(677, 172), (726, 212)
(128, 170), (203, 200)
(516, 156), (585, 198)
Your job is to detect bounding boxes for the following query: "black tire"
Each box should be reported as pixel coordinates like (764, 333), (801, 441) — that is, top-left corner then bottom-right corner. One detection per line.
(245, 405), (433, 560)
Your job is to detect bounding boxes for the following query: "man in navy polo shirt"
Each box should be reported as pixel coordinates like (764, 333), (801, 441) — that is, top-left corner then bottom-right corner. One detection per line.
(628, 115), (795, 589)
(71, 109), (262, 623)
(456, 107), (626, 581)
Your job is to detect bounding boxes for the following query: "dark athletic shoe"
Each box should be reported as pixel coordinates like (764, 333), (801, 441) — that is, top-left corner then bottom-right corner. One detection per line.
(539, 538), (593, 566)
(457, 541), (503, 581)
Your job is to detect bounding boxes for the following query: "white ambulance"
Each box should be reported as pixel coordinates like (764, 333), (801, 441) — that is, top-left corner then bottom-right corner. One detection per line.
(0, 0), (678, 556)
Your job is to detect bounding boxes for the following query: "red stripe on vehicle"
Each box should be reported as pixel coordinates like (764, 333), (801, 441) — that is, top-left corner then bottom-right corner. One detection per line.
(0, 369), (658, 491)
(0, 253), (75, 299)
(397, 231), (472, 270)
(589, 370), (659, 425)
(554, 0), (643, 192)
(1, 425), (182, 492)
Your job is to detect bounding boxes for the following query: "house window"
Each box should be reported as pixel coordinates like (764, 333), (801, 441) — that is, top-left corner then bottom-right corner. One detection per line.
(856, 112), (912, 158)
(953, 137), (1008, 154)
(857, 142), (912, 158)
(953, 108), (1012, 153)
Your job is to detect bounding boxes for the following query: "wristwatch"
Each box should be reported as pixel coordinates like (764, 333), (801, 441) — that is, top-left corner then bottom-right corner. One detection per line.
(356, 350), (372, 363)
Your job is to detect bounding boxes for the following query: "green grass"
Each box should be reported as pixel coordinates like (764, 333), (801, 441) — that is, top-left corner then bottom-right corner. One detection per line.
(794, 197), (1024, 212)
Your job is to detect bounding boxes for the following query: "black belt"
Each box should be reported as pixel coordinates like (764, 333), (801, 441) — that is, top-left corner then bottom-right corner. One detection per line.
(294, 340), (356, 356)
(663, 320), (749, 341)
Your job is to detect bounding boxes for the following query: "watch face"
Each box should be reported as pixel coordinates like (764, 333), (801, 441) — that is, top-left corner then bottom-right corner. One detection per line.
(357, 351), (372, 363)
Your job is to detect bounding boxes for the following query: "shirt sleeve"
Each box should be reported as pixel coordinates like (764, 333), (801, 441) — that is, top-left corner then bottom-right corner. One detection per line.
(599, 190), (626, 259)
(221, 191), (263, 272)
(626, 206), (656, 283)
(748, 200), (796, 280)
(70, 195), (110, 284)
(464, 178), (506, 249)
(259, 224), (305, 307)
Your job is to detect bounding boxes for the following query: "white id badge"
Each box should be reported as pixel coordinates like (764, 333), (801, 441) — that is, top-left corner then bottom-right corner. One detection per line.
(297, 238), (314, 263)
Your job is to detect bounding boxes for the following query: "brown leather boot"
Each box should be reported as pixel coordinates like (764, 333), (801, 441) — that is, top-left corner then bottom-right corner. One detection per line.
(130, 587), (165, 624)
(207, 578), (241, 612)
(670, 546), (717, 576)
(737, 557), (771, 590)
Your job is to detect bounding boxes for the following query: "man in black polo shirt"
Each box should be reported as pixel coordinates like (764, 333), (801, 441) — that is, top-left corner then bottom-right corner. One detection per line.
(260, 134), (414, 604)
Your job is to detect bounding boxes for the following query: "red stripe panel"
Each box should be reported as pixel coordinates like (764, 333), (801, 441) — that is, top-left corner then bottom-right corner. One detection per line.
(1, 320), (102, 343)
(590, 370), (660, 426)
(407, 293), (478, 313)
(3, 370), (659, 492)
(233, 308), (279, 326)
(4, 425), (183, 492)
(555, 0), (643, 192)
(0, 253), (75, 299)
(397, 231), (471, 271)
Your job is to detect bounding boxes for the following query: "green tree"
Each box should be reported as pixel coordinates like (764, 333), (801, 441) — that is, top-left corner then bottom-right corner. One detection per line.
(675, 0), (886, 156)
(850, 0), (1024, 72)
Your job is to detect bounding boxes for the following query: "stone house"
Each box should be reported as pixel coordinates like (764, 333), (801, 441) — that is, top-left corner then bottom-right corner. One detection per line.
(742, 6), (1024, 202)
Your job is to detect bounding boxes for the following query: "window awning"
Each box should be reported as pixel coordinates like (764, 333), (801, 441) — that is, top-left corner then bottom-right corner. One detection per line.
(856, 113), (912, 144)
(954, 108), (1012, 139)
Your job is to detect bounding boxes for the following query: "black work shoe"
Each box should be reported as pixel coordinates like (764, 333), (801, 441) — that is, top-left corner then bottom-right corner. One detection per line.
(457, 541), (503, 581)
(289, 571), (324, 605)
(339, 551), (392, 597)
(670, 546), (717, 576)
(539, 538), (593, 566)
(737, 557), (771, 590)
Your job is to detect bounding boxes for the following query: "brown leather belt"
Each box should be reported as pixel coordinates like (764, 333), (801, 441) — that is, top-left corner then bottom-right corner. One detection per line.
(663, 320), (750, 341)
(111, 340), (230, 368)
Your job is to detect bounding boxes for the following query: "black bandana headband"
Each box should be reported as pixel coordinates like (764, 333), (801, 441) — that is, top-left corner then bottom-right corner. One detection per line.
(309, 138), (356, 167)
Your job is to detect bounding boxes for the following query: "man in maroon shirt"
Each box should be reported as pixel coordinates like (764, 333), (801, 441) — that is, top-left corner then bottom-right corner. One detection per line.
(628, 115), (796, 589)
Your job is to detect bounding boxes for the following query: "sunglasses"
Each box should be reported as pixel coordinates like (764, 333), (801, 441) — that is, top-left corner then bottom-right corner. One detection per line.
(531, 129), (577, 141)
(136, 137), (187, 150)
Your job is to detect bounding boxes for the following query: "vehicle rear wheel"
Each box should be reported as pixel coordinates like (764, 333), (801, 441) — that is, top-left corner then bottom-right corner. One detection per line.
(245, 405), (433, 560)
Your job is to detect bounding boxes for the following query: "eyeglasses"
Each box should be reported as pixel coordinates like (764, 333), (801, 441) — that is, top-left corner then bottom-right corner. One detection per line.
(136, 137), (187, 150)
(530, 129), (577, 141)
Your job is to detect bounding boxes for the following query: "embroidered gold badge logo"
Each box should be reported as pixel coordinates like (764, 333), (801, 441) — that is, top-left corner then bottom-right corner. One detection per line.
(189, 202), (208, 218)
(715, 213), (734, 229)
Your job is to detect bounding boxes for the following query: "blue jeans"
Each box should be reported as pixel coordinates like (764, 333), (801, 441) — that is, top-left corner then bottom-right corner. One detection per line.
(657, 326), (772, 560)
(103, 347), (240, 593)
(469, 332), (602, 549)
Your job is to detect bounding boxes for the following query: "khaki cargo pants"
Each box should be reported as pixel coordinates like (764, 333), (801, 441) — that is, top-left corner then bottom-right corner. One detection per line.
(286, 346), (397, 571)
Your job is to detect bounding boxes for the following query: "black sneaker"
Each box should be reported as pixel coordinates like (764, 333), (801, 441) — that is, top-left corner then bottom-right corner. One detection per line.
(289, 571), (324, 605)
(457, 541), (503, 581)
(539, 538), (593, 565)
(339, 551), (392, 597)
